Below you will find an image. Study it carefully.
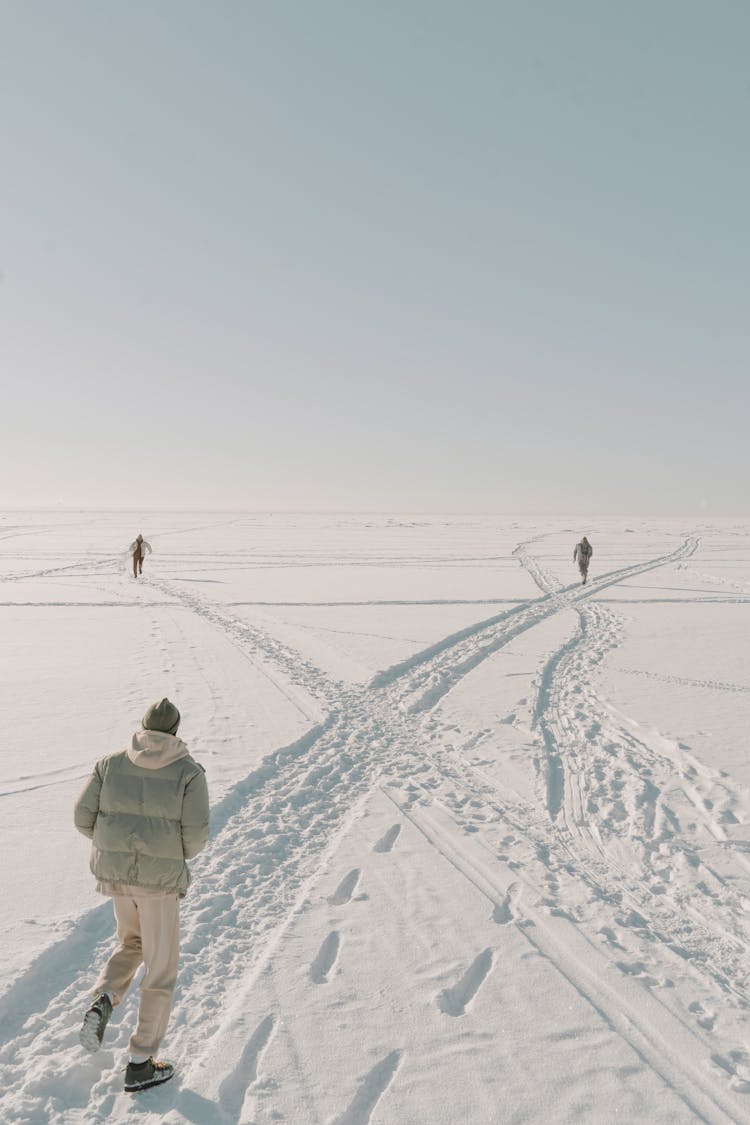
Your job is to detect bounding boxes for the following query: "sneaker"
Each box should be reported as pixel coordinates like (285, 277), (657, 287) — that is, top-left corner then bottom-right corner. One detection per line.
(124, 1057), (175, 1093)
(79, 992), (112, 1053)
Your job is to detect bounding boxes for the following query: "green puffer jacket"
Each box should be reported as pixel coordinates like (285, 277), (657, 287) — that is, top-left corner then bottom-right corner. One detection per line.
(74, 730), (210, 896)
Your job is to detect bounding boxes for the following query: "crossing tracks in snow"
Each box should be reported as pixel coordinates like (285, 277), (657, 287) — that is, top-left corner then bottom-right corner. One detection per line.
(3, 531), (750, 1122)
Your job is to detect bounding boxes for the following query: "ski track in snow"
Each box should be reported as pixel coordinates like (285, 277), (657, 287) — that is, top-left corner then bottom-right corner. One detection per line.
(619, 667), (750, 694)
(0, 555), (124, 585)
(383, 790), (748, 1123)
(514, 537), (750, 1009)
(148, 575), (336, 723)
(0, 761), (93, 799)
(2, 531), (750, 1122)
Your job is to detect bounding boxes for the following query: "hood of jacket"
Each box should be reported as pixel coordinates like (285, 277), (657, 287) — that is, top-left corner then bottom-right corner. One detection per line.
(128, 729), (189, 770)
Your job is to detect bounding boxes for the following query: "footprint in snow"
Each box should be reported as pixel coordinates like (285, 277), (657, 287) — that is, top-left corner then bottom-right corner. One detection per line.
(598, 927), (626, 951)
(329, 869), (361, 906)
(615, 960), (661, 988)
(310, 931), (340, 984)
(493, 882), (521, 925)
(331, 1050), (402, 1125)
(374, 824), (401, 853)
(218, 1015), (275, 1117)
(712, 1049), (750, 1093)
(688, 1000), (716, 1031)
(437, 949), (494, 1017)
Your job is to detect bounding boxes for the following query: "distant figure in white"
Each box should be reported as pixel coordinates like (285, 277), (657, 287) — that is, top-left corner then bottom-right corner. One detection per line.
(573, 536), (593, 585)
(129, 533), (151, 579)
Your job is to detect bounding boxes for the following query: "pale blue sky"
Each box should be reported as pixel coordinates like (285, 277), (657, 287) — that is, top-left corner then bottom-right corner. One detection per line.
(1, 2), (748, 512)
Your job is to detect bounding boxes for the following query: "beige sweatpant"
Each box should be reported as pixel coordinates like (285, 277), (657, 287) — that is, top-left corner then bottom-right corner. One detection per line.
(96, 894), (180, 1057)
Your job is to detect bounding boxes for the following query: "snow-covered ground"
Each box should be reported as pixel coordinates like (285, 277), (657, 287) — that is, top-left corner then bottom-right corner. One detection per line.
(1, 511), (750, 1124)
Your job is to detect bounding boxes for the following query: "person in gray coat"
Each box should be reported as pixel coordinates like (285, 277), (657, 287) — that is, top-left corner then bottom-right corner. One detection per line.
(74, 698), (209, 1092)
(573, 536), (593, 584)
(129, 534), (152, 579)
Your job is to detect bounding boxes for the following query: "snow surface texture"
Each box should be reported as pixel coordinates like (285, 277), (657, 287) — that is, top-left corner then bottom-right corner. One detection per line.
(1, 511), (750, 1123)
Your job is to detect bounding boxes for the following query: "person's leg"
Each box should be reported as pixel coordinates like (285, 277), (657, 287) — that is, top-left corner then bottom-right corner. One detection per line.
(95, 896), (143, 1006)
(133, 552), (139, 578)
(128, 895), (180, 1059)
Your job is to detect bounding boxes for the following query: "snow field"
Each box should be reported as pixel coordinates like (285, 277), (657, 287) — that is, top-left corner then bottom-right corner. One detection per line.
(0, 512), (749, 1122)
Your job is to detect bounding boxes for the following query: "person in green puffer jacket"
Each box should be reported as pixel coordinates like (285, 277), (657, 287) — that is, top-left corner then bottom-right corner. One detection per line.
(74, 698), (209, 1092)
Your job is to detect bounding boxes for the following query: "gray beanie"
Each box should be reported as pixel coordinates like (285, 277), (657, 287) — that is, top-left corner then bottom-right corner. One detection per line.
(142, 698), (180, 735)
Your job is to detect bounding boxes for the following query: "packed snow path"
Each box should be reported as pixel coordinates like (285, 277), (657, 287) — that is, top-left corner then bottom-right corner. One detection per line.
(1, 522), (750, 1122)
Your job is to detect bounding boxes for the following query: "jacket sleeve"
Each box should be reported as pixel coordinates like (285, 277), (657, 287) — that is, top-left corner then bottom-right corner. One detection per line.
(74, 763), (103, 839)
(182, 768), (210, 859)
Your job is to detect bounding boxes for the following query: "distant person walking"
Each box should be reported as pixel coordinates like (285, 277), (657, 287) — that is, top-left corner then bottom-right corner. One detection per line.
(573, 536), (593, 585)
(129, 534), (151, 578)
(74, 699), (209, 1092)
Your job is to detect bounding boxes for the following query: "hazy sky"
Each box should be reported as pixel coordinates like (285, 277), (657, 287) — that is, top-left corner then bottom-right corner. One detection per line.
(1, 2), (748, 512)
